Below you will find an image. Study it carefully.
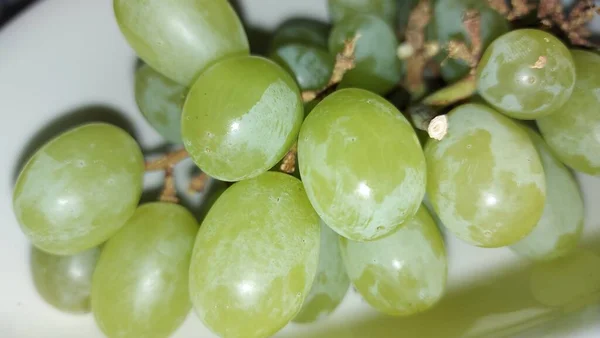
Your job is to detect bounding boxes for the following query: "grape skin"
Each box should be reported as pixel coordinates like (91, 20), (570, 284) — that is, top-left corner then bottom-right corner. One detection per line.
(270, 18), (330, 51)
(270, 43), (334, 91)
(328, 0), (397, 26)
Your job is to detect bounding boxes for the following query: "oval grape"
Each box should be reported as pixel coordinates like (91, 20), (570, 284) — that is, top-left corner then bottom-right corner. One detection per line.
(298, 88), (426, 241)
(13, 123), (144, 255)
(270, 43), (334, 91)
(270, 18), (330, 50)
(328, 0), (397, 25)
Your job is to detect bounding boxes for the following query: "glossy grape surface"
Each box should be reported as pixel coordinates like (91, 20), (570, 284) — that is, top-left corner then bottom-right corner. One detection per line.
(189, 172), (320, 338)
(13, 123), (144, 255)
(537, 50), (600, 175)
(135, 64), (187, 144)
(329, 14), (402, 95)
(270, 18), (330, 50)
(340, 205), (447, 316)
(425, 103), (546, 247)
(114, 0), (249, 86)
(477, 29), (576, 119)
(328, 0), (397, 25)
(294, 221), (350, 323)
(298, 88), (426, 241)
(182, 55), (303, 182)
(31, 246), (100, 314)
(270, 43), (334, 91)
(510, 129), (583, 261)
(92, 203), (198, 338)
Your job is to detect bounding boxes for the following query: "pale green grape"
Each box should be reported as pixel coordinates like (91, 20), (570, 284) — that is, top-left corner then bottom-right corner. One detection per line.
(270, 18), (330, 50)
(476, 29), (576, 119)
(425, 103), (546, 247)
(182, 55), (303, 182)
(189, 172), (320, 338)
(537, 50), (600, 175)
(510, 129), (583, 261)
(340, 205), (447, 316)
(113, 0), (249, 86)
(135, 64), (187, 144)
(294, 220), (350, 323)
(328, 0), (397, 25)
(298, 88), (426, 241)
(270, 43), (334, 91)
(329, 14), (402, 95)
(31, 246), (100, 314)
(13, 123), (144, 255)
(92, 203), (198, 338)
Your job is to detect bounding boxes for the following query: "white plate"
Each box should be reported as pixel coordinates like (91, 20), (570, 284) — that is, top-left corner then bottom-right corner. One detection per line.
(0, 1), (599, 337)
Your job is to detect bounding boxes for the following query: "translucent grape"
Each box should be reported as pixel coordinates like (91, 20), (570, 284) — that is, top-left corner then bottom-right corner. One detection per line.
(328, 0), (397, 25)
(92, 203), (198, 338)
(298, 88), (426, 241)
(425, 103), (546, 247)
(189, 172), (320, 338)
(30, 246), (100, 314)
(113, 0), (249, 86)
(270, 43), (334, 91)
(13, 123), (144, 255)
(270, 18), (330, 50)
(476, 29), (576, 119)
(293, 221), (350, 323)
(340, 205), (447, 316)
(182, 55), (303, 182)
(329, 14), (402, 95)
(135, 64), (187, 144)
(537, 50), (600, 175)
(510, 129), (583, 261)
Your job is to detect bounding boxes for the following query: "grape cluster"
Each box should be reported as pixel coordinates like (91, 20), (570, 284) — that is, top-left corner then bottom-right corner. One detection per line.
(12, 1), (599, 338)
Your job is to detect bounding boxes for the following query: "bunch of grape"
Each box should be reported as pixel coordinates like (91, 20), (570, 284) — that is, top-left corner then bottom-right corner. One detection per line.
(12, 0), (599, 337)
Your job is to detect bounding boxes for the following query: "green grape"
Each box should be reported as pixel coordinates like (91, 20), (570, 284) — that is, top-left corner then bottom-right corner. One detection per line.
(182, 55), (303, 182)
(113, 0), (249, 86)
(13, 123), (144, 255)
(135, 64), (187, 144)
(298, 88), (426, 241)
(189, 172), (320, 338)
(476, 29), (576, 120)
(428, 0), (509, 83)
(92, 203), (198, 338)
(328, 0), (397, 26)
(30, 246), (100, 314)
(294, 220), (350, 323)
(270, 18), (330, 50)
(329, 14), (402, 95)
(537, 50), (600, 175)
(425, 103), (546, 248)
(339, 205), (447, 316)
(270, 43), (334, 91)
(510, 129), (583, 261)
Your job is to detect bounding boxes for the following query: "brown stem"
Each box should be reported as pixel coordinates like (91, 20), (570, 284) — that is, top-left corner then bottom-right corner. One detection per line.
(403, 0), (432, 95)
(446, 9), (482, 74)
(159, 166), (179, 203)
(538, 0), (598, 47)
(488, 0), (535, 20)
(280, 142), (298, 174)
(145, 148), (190, 203)
(188, 173), (209, 194)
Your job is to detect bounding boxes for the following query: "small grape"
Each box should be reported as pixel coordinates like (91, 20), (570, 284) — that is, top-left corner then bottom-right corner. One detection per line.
(339, 205), (447, 316)
(181, 55), (303, 182)
(328, 0), (397, 26)
(270, 18), (330, 50)
(476, 29), (576, 119)
(92, 202), (198, 338)
(12, 123), (144, 255)
(270, 43), (334, 91)
(189, 172), (320, 338)
(298, 88), (426, 241)
(425, 103), (546, 247)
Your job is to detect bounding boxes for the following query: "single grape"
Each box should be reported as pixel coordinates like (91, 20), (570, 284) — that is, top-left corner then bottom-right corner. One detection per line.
(536, 50), (600, 175)
(329, 14), (402, 95)
(298, 88), (426, 241)
(476, 29), (576, 119)
(135, 64), (187, 144)
(189, 172), (320, 338)
(270, 18), (330, 50)
(510, 128), (583, 261)
(113, 0), (249, 86)
(425, 103), (546, 248)
(13, 123), (144, 255)
(293, 220), (350, 323)
(92, 203), (198, 338)
(30, 246), (100, 314)
(428, 0), (509, 83)
(328, 0), (397, 26)
(181, 55), (303, 182)
(340, 204), (447, 316)
(270, 43), (334, 91)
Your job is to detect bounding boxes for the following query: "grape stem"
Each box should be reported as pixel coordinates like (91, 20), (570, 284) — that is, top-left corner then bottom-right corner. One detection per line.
(145, 148), (205, 203)
(487, 0), (536, 21)
(188, 172), (209, 194)
(445, 10), (482, 75)
(280, 142), (298, 174)
(538, 0), (599, 47)
(145, 148), (189, 171)
(401, 0), (433, 97)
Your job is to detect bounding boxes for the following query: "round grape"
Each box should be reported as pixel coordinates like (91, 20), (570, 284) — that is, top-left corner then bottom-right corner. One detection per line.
(270, 43), (334, 91)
